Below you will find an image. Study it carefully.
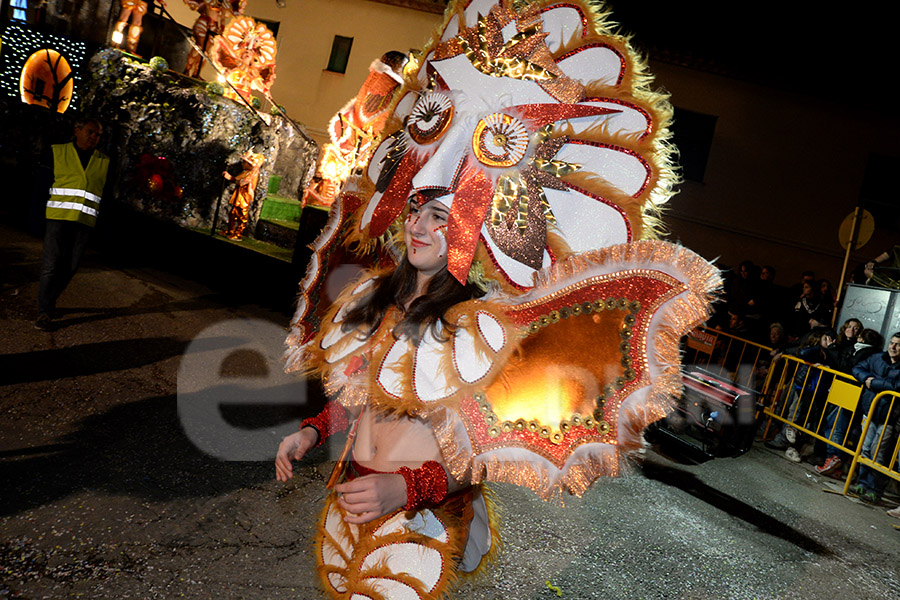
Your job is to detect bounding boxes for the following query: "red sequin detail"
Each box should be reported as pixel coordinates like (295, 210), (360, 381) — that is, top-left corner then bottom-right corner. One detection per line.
(581, 96), (653, 139)
(538, 3), (589, 36)
(369, 152), (420, 236)
(300, 401), (351, 447)
(512, 103), (620, 128)
(398, 461), (449, 511)
(447, 163), (494, 284)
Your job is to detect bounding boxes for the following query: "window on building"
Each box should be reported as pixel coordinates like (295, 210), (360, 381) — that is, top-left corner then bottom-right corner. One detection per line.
(11, 0), (28, 21)
(671, 107), (717, 183)
(326, 35), (353, 74)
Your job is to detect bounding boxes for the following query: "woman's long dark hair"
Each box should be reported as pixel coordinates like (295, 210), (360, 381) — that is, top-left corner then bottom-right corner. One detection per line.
(342, 254), (485, 346)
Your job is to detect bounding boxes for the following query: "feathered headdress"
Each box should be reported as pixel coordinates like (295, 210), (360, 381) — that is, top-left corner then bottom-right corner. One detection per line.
(345, 0), (677, 292)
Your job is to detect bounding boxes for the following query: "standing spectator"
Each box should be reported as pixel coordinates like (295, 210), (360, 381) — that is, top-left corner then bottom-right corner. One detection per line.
(816, 327), (882, 477)
(765, 329), (837, 462)
(728, 260), (759, 327)
(789, 271), (816, 299)
(850, 333), (900, 503)
(756, 265), (782, 326)
(819, 279), (837, 314)
(864, 245), (900, 289)
(789, 280), (832, 339)
(36, 117), (110, 332)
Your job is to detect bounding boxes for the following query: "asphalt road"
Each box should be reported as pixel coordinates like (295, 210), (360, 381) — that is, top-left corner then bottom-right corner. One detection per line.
(2, 222), (899, 600)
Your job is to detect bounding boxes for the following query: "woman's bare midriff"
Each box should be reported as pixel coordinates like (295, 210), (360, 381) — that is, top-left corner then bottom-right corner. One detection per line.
(352, 405), (445, 472)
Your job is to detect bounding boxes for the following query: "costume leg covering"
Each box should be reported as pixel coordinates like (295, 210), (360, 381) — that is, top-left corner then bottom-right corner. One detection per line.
(315, 491), (473, 599)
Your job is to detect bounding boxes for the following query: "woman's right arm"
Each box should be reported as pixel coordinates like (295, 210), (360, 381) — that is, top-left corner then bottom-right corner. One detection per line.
(275, 427), (319, 482)
(275, 401), (352, 482)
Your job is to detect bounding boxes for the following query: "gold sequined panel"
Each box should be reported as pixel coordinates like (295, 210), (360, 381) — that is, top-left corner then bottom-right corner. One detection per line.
(485, 302), (627, 424)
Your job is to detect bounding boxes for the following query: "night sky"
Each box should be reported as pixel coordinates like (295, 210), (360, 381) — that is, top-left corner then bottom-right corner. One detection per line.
(606, 1), (891, 106)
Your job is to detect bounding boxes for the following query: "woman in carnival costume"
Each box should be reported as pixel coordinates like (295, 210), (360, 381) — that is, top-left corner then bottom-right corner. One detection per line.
(276, 0), (720, 597)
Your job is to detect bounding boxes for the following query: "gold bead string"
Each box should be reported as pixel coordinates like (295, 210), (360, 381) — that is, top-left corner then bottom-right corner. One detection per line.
(480, 295), (642, 444)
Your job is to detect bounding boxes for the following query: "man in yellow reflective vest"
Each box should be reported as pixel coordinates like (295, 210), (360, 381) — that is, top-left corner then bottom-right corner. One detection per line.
(36, 117), (110, 331)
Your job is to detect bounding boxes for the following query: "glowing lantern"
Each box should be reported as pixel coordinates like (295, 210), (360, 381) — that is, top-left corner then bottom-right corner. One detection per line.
(19, 49), (74, 113)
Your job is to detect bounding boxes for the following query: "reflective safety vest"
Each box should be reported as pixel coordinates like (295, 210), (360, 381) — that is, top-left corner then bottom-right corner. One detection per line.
(46, 142), (110, 227)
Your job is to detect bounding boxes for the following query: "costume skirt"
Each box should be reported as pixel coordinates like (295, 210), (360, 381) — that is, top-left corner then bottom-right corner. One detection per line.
(314, 488), (474, 599)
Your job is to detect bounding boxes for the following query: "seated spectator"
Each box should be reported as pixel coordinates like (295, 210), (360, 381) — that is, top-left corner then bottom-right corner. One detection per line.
(765, 329), (838, 462)
(849, 333), (900, 503)
(816, 327), (883, 477)
(727, 310), (752, 338)
(769, 322), (788, 353)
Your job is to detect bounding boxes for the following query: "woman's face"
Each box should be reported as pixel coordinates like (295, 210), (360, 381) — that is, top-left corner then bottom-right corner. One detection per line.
(802, 282), (813, 297)
(405, 199), (450, 278)
(820, 334), (834, 348)
(844, 320), (861, 340)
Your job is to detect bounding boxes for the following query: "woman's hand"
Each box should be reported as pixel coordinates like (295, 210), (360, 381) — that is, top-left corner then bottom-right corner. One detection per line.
(334, 473), (408, 524)
(275, 428), (318, 482)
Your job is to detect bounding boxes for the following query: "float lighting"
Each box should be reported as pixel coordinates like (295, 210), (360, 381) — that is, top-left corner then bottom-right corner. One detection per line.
(0, 23), (87, 109)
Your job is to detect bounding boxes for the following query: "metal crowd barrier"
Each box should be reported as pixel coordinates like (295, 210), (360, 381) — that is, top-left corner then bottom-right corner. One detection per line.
(761, 355), (860, 459)
(760, 356), (900, 497)
(843, 390), (900, 496)
(683, 327), (773, 395)
(683, 328), (900, 500)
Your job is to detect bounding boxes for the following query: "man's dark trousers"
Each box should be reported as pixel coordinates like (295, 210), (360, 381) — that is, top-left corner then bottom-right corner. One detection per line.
(37, 219), (91, 317)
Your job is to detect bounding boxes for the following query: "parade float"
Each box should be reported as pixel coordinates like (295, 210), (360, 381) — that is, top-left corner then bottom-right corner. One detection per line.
(0, 1), (316, 263)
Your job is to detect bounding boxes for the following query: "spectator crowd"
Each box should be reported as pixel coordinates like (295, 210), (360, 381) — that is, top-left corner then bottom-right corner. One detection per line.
(710, 258), (900, 519)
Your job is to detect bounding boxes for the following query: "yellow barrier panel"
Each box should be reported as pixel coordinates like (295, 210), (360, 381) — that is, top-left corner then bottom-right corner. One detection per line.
(843, 390), (900, 496)
(816, 378), (863, 449)
(828, 378), (863, 412)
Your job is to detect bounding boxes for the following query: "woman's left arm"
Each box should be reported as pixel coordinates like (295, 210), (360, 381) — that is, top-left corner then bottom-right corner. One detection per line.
(334, 461), (464, 524)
